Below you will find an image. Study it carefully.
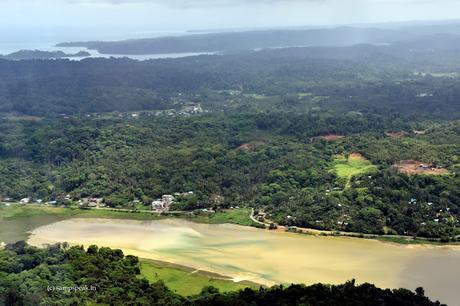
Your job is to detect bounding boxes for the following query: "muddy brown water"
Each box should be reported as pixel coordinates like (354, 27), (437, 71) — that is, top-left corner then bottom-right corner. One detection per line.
(24, 218), (460, 305)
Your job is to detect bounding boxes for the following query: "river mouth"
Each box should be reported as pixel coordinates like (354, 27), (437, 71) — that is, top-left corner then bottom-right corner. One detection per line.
(27, 217), (460, 305)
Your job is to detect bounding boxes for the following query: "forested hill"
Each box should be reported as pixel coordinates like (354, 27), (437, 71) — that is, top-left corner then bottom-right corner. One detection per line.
(0, 50), (90, 60)
(56, 27), (414, 54)
(2, 35), (460, 117)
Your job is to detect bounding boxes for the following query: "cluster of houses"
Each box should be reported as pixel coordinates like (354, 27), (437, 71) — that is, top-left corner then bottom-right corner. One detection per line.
(151, 195), (175, 212)
(19, 197), (56, 205)
(418, 163), (446, 172)
(10, 195), (105, 208)
(180, 104), (204, 115)
(70, 102), (206, 121)
(78, 197), (105, 208)
(151, 191), (194, 212)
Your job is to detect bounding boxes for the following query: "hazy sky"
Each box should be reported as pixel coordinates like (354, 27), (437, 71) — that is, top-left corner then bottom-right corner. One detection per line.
(1, 0), (460, 41)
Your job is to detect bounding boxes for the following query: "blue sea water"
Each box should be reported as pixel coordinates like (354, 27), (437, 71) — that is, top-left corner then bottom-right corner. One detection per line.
(0, 27), (208, 60)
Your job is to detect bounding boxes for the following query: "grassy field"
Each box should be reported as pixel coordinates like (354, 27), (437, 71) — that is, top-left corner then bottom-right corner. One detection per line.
(0, 204), (164, 221)
(139, 259), (256, 296)
(189, 208), (260, 227)
(332, 153), (376, 187)
(0, 204), (257, 227)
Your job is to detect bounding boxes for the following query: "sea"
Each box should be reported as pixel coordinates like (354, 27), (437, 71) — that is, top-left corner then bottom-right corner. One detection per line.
(0, 27), (212, 61)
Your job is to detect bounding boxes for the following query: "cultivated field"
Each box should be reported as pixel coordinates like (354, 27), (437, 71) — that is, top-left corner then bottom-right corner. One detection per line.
(332, 153), (377, 187)
(333, 153), (376, 178)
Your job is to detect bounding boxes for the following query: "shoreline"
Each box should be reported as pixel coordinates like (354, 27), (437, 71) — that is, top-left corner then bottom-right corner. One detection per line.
(2, 202), (460, 246)
(250, 208), (460, 247)
(139, 258), (263, 288)
(22, 215), (460, 305)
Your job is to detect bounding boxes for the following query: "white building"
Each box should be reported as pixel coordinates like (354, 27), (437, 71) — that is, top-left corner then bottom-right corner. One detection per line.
(152, 195), (175, 212)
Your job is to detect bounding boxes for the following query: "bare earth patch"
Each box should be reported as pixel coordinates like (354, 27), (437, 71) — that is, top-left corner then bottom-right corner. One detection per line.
(312, 134), (345, 142)
(385, 131), (409, 138)
(349, 152), (364, 159)
(236, 139), (267, 152)
(393, 160), (450, 175)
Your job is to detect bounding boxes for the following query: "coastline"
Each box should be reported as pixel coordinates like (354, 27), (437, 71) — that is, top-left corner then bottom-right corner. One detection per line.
(2, 202), (459, 247)
(139, 258), (263, 287)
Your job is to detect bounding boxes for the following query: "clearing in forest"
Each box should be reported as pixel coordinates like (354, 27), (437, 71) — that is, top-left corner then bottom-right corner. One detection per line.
(385, 131), (409, 138)
(332, 153), (376, 187)
(236, 139), (267, 151)
(312, 134), (345, 142)
(393, 160), (450, 175)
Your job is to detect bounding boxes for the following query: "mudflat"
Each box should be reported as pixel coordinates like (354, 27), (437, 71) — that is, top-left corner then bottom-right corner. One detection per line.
(28, 218), (460, 305)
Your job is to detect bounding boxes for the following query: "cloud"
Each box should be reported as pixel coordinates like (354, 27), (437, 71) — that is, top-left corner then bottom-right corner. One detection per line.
(1, 0), (460, 33)
(63, 0), (323, 7)
(5, 0), (454, 9)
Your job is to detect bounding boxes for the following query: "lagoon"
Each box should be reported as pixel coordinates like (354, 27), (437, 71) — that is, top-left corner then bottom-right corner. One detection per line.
(27, 218), (460, 305)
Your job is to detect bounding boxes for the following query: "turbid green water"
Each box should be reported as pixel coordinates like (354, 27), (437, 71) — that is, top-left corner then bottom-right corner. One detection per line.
(26, 218), (460, 305)
(0, 215), (66, 243)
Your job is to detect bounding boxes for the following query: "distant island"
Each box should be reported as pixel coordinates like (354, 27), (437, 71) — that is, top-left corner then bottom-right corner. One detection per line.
(55, 27), (414, 55)
(0, 49), (91, 60)
(55, 23), (460, 55)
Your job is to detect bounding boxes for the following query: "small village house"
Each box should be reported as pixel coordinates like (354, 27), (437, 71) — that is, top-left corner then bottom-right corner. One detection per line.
(152, 195), (175, 212)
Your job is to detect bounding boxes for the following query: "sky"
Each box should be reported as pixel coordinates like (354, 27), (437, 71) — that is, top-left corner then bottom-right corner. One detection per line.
(1, 0), (460, 43)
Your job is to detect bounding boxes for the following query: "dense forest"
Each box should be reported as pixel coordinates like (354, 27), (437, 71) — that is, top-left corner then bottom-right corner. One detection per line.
(1, 28), (460, 240)
(0, 242), (444, 306)
(0, 112), (459, 239)
(0, 50), (90, 61)
(2, 34), (460, 117)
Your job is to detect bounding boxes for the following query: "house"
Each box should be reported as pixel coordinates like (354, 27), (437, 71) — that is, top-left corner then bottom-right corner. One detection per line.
(151, 200), (165, 212)
(90, 198), (104, 207)
(81, 197), (104, 207)
(173, 191), (194, 197)
(256, 212), (267, 222)
(201, 208), (215, 213)
(182, 104), (203, 114)
(152, 195), (175, 212)
(162, 195), (174, 206)
(419, 164), (429, 170)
